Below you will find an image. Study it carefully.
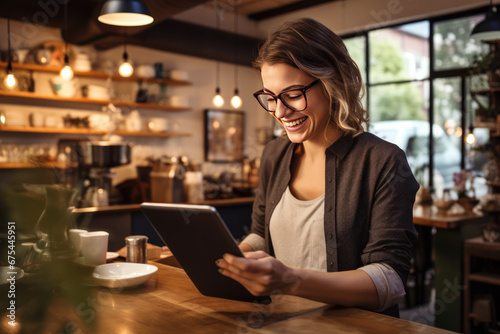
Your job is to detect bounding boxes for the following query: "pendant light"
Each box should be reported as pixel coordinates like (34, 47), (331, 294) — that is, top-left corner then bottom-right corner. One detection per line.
(212, 0), (224, 107)
(471, 0), (500, 41)
(3, 18), (17, 90)
(60, 1), (74, 80)
(230, 1), (242, 109)
(98, 0), (153, 27)
(466, 126), (476, 144)
(118, 30), (134, 77)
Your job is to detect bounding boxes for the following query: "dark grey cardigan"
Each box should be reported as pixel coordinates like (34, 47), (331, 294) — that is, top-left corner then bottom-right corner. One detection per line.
(251, 132), (418, 317)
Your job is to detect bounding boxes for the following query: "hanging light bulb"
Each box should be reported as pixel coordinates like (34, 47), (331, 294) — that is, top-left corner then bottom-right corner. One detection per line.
(60, 2), (74, 80)
(231, 89), (242, 108)
(119, 51), (134, 77)
(230, 3), (242, 109)
(119, 31), (134, 77)
(466, 126), (476, 145)
(213, 87), (224, 107)
(4, 67), (17, 90)
(3, 18), (17, 90)
(212, 0), (224, 107)
(60, 55), (74, 80)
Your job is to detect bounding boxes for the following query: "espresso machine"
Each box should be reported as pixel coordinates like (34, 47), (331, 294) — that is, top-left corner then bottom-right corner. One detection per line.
(78, 141), (132, 207)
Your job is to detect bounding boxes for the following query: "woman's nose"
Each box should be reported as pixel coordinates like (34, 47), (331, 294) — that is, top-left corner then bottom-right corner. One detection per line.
(274, 100), (293, 119)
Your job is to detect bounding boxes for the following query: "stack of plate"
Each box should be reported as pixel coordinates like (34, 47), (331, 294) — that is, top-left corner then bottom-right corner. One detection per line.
(74, 53), (92, 72)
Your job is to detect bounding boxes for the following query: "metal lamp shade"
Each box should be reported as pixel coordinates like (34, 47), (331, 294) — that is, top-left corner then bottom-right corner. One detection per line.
(98, 0), (154, 26)
(471, 7), (500, 41)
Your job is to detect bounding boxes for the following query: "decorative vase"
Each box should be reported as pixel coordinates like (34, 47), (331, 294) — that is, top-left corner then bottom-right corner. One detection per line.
(34, 185), (77, 261)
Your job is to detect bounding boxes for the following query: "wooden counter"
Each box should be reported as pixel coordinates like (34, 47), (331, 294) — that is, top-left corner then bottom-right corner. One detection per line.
(2, 262), (456, 334)
(413, 205), (493, 229)
(72, 197), (255, 214)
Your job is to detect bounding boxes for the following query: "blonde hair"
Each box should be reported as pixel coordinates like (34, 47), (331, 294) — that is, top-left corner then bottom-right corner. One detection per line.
(253, 18), (367, 136)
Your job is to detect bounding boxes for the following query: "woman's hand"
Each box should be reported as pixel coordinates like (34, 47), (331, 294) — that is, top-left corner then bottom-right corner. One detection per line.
(216, 251), (299, 296)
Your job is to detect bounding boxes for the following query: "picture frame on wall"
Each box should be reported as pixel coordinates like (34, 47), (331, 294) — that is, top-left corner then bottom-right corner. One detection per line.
(204, 109), (245, 162)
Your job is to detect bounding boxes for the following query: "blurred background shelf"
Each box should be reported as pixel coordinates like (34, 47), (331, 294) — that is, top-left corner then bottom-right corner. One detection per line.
(0, 61), (192, 86)
(0, 125), (191, 138)
(0, 90), (191, 111)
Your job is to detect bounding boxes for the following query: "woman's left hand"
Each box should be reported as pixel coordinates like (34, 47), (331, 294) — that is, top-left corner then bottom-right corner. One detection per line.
(216, 251), (299, 296)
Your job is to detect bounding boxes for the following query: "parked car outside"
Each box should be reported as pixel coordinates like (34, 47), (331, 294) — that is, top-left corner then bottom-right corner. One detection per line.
(369, 120), (461, 197)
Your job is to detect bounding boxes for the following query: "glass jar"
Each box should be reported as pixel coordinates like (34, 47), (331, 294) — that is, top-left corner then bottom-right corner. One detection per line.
(34, 185), (77, 261)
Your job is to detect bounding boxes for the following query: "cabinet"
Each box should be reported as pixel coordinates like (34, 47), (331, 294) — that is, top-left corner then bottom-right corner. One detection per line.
(463, 237), (500, 334)
(0, 61), (193, 169)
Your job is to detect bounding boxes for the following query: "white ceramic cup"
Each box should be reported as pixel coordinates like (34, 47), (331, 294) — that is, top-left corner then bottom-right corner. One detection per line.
(80, 231), (109, 265)
(69, 229), (87, 256)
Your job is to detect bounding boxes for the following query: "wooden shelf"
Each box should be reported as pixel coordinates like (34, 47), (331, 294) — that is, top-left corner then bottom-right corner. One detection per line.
(471, 87), (500, 95)
(469, 272), (500, 286)
(0, 161), (73, 169)
(464, 237), (500, 333)
(0, 125), (191, 138)
(0, 61), (192, 86)
(0, 90), (191, 111)
(473, 121), (498, 130)
(114, 130), (190, 138)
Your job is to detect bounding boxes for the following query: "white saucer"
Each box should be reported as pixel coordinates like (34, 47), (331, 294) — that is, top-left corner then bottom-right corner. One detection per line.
(106, 252), (120, 261)
(92, 263), (158, 288)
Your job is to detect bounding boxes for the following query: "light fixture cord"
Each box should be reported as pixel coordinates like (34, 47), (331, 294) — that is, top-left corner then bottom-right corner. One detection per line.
(64, 1), (69, 64)
(7, 17), (11, 63)
(124, 27), (128, 57)
(215, 0), (221, 89)
(233, 0), (238, 91)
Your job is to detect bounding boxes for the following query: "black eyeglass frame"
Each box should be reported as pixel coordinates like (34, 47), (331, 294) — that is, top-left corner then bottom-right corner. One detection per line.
(253, 79), (320, 112)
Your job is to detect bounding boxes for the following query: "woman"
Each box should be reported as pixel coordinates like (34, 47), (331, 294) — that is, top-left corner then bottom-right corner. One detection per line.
(216, 18), (418, 317)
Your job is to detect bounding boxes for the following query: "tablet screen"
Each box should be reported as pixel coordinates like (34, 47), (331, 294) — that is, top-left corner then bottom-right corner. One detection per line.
(140, 202), (271, 304)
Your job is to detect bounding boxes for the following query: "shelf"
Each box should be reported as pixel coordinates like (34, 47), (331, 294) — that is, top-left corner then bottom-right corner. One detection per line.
(0, 90), (191, 111)
(114, 130), (191, 138)
(0, 61), (192, 86)
(0, 161), (73, 169)
(469, 272), (500, 286)
(471, 87), (500, 95)
(473, 121), (498, 130)
(0, 126), (191, 138)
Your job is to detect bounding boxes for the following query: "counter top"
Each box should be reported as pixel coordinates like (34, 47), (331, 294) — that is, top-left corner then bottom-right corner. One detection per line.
(5, 262), (456, 333)
(72, 197), (255, 214)
(413, 205), (493, 229)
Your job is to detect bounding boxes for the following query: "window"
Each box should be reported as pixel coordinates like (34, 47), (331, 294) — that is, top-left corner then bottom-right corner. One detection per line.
(342, 8), (491, 196)
(369, 21), (429, 84)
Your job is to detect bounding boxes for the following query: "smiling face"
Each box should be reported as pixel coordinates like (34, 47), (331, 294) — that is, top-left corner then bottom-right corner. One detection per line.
(261, 63), (332, 145)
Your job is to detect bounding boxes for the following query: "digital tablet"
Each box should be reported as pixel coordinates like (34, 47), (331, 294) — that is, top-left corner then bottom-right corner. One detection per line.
(140, 202), (271, 304)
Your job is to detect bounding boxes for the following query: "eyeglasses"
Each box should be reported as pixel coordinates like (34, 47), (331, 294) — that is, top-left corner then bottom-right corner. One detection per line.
(253, 80), (320, 113)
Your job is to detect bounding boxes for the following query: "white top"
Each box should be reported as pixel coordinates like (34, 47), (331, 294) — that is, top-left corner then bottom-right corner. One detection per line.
(270, 186), (327, 271)
(242, 186), (406, 312)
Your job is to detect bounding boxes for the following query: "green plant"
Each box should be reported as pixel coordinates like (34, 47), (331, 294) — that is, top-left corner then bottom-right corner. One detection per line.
(469, 53), (493, 76)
